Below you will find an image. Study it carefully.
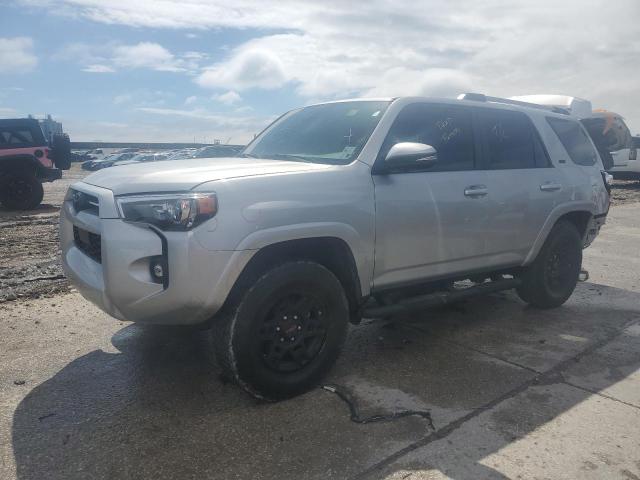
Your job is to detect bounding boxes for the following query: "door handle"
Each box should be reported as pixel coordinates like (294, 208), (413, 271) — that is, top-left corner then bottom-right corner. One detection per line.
(540, 182), (562, 192)
(464, 185), (488, 197)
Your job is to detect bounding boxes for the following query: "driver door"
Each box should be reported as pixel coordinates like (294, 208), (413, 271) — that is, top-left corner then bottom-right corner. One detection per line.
(372, 103), (490, 289)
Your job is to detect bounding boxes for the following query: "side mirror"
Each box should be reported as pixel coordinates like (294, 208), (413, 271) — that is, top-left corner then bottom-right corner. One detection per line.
(384, 142), (438, 171)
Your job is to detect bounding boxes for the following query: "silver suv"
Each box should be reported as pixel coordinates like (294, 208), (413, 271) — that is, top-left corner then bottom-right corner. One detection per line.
(60, 95), (610, 400)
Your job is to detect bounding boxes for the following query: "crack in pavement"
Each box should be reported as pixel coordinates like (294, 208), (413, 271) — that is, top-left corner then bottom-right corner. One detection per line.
(352, 318), (640, 480)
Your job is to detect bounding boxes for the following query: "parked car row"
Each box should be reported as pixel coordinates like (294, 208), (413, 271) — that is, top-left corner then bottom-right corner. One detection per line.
(80, 145), (244, 171)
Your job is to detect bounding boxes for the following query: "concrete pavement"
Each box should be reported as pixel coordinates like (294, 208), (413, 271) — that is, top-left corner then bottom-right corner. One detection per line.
(0, 204), (639, 479)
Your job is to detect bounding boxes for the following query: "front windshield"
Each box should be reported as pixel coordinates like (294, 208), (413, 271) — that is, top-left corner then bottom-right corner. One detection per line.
(245, 101), (390, 164)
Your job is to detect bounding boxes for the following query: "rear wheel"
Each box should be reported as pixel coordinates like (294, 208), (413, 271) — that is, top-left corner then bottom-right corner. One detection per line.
(212, 261), (349, 401)
(0, 172), (44, 210)
(517, 220), (582, 309)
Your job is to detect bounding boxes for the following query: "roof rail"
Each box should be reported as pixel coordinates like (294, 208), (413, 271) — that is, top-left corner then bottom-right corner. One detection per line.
(457, 93), (570, 115)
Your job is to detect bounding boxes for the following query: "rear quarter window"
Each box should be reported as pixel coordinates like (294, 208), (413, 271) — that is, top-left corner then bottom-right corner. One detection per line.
(546, 117), (598, 166)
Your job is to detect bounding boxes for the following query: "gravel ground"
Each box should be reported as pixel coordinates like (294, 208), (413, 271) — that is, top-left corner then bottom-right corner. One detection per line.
(0, 164), (87, 302)
(1, 166), (639, 303)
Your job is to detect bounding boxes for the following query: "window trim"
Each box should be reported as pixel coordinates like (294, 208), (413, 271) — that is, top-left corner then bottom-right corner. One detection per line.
(372, 102), (478, 175)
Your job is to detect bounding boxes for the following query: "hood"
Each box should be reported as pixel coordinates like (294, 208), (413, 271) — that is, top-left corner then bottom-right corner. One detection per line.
(82, 157), (330, 195)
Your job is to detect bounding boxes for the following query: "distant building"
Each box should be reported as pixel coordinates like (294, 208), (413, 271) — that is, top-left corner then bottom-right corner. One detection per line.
(28, 114), (63, 142)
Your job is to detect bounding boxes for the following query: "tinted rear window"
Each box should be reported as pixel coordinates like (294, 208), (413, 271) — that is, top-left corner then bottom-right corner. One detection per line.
(478, 109), (537, 169)
(547, 117), (597, 166)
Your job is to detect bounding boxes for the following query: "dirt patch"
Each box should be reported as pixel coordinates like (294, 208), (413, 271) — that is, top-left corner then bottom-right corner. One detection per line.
(611, 180), (640, 206)
(0, 164), (88, 302)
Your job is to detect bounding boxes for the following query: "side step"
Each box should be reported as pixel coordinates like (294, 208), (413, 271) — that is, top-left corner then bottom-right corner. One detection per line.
(362, 278), (521, 318)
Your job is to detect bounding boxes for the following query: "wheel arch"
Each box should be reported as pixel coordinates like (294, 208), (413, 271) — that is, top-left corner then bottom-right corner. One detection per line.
(224, 236), (365, 323)
(0, 154), (43, 177)
(524, 203), (595, 265)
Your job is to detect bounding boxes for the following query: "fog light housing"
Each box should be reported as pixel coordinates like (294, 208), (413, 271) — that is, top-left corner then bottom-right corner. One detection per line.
(149, 256), (167, 285)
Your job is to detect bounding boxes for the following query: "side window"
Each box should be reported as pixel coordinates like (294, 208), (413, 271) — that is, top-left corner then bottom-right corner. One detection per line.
(378, 103), (475, 172)
(0, 128), (35, 148)
(547, 117), (597, 166)
(478, 109), (536, 169)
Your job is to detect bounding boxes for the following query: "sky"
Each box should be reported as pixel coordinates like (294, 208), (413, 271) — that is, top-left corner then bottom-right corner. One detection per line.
(0, 0), (639, 144)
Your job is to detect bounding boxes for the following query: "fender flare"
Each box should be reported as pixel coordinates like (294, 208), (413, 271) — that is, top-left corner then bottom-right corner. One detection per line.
(524, 201), (596, 265)
(235, 222), (373, 296)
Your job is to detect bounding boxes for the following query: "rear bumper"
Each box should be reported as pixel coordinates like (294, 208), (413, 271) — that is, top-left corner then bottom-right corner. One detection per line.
(38, 167), (62, 182)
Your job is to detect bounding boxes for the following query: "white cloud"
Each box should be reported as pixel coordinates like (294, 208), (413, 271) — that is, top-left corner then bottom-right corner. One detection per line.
(197, 49), (286, 90)
(0, 37), (38, 74)
(112, 42), (183, 72)
(184, 95), (197, 105)
(83, 64), (115, 73)
(214, 90), (242, 105)
(55, 41), (205, 74)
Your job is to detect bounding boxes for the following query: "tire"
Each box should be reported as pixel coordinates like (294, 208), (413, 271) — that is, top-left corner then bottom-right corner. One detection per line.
(212, 261), (349, 401)
(0, 172), (44, 210)
(517, 220), (582, 309)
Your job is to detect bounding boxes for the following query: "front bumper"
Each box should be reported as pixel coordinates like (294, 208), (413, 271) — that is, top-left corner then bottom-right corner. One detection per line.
(60, 183), (254, 325)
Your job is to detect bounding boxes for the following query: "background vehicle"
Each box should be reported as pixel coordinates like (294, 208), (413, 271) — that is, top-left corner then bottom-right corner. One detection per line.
(581, 111), (633, 172)
(0, 118), (70, 210)
(61, 96), (609, 400)
(82, 152), (136, 170)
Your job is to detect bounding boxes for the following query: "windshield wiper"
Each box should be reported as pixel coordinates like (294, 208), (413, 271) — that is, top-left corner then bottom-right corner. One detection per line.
(237, 152), (261, 158)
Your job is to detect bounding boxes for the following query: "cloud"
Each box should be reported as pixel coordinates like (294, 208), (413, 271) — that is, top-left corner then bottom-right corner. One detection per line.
(55, 41), (206, 73)
(213, 90), (242, 105)
(196, 49), (286, 90)
(184, 95), (197, 105)
(0, 37), (38, 74)
(82, 64), (115, 73)
(112, 42), (183, 72)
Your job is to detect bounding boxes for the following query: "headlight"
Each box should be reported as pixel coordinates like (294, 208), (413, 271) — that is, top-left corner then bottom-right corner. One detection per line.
(116, 193), (218, 231)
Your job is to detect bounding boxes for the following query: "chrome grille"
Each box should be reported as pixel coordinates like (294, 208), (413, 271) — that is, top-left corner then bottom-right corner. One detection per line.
(73, 226), (102, 263)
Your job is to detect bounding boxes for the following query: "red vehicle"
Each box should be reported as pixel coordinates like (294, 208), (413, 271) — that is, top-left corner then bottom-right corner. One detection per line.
(0, 118), (70, 210)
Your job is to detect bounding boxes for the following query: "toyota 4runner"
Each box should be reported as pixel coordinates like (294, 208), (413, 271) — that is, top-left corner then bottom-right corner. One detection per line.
(60, 95), (610, 400)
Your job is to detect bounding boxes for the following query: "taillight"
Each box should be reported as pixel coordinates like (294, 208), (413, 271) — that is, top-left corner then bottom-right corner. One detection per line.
(34, 149), (43, 158)
(630, 148), (637, 161)
(45, 148), (50, 158)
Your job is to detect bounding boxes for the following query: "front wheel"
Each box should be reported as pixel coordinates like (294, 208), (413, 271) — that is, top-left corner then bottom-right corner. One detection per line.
(0, 172), (44, 210)
(517, 220), (582, 309)
(212, 261), (349, 401)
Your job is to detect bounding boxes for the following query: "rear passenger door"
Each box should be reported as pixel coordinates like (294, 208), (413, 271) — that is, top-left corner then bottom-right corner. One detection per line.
(476, 108), (562, 264)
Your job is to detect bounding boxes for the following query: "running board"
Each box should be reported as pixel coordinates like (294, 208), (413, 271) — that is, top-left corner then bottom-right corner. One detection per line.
(362, 278), (521, 318)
